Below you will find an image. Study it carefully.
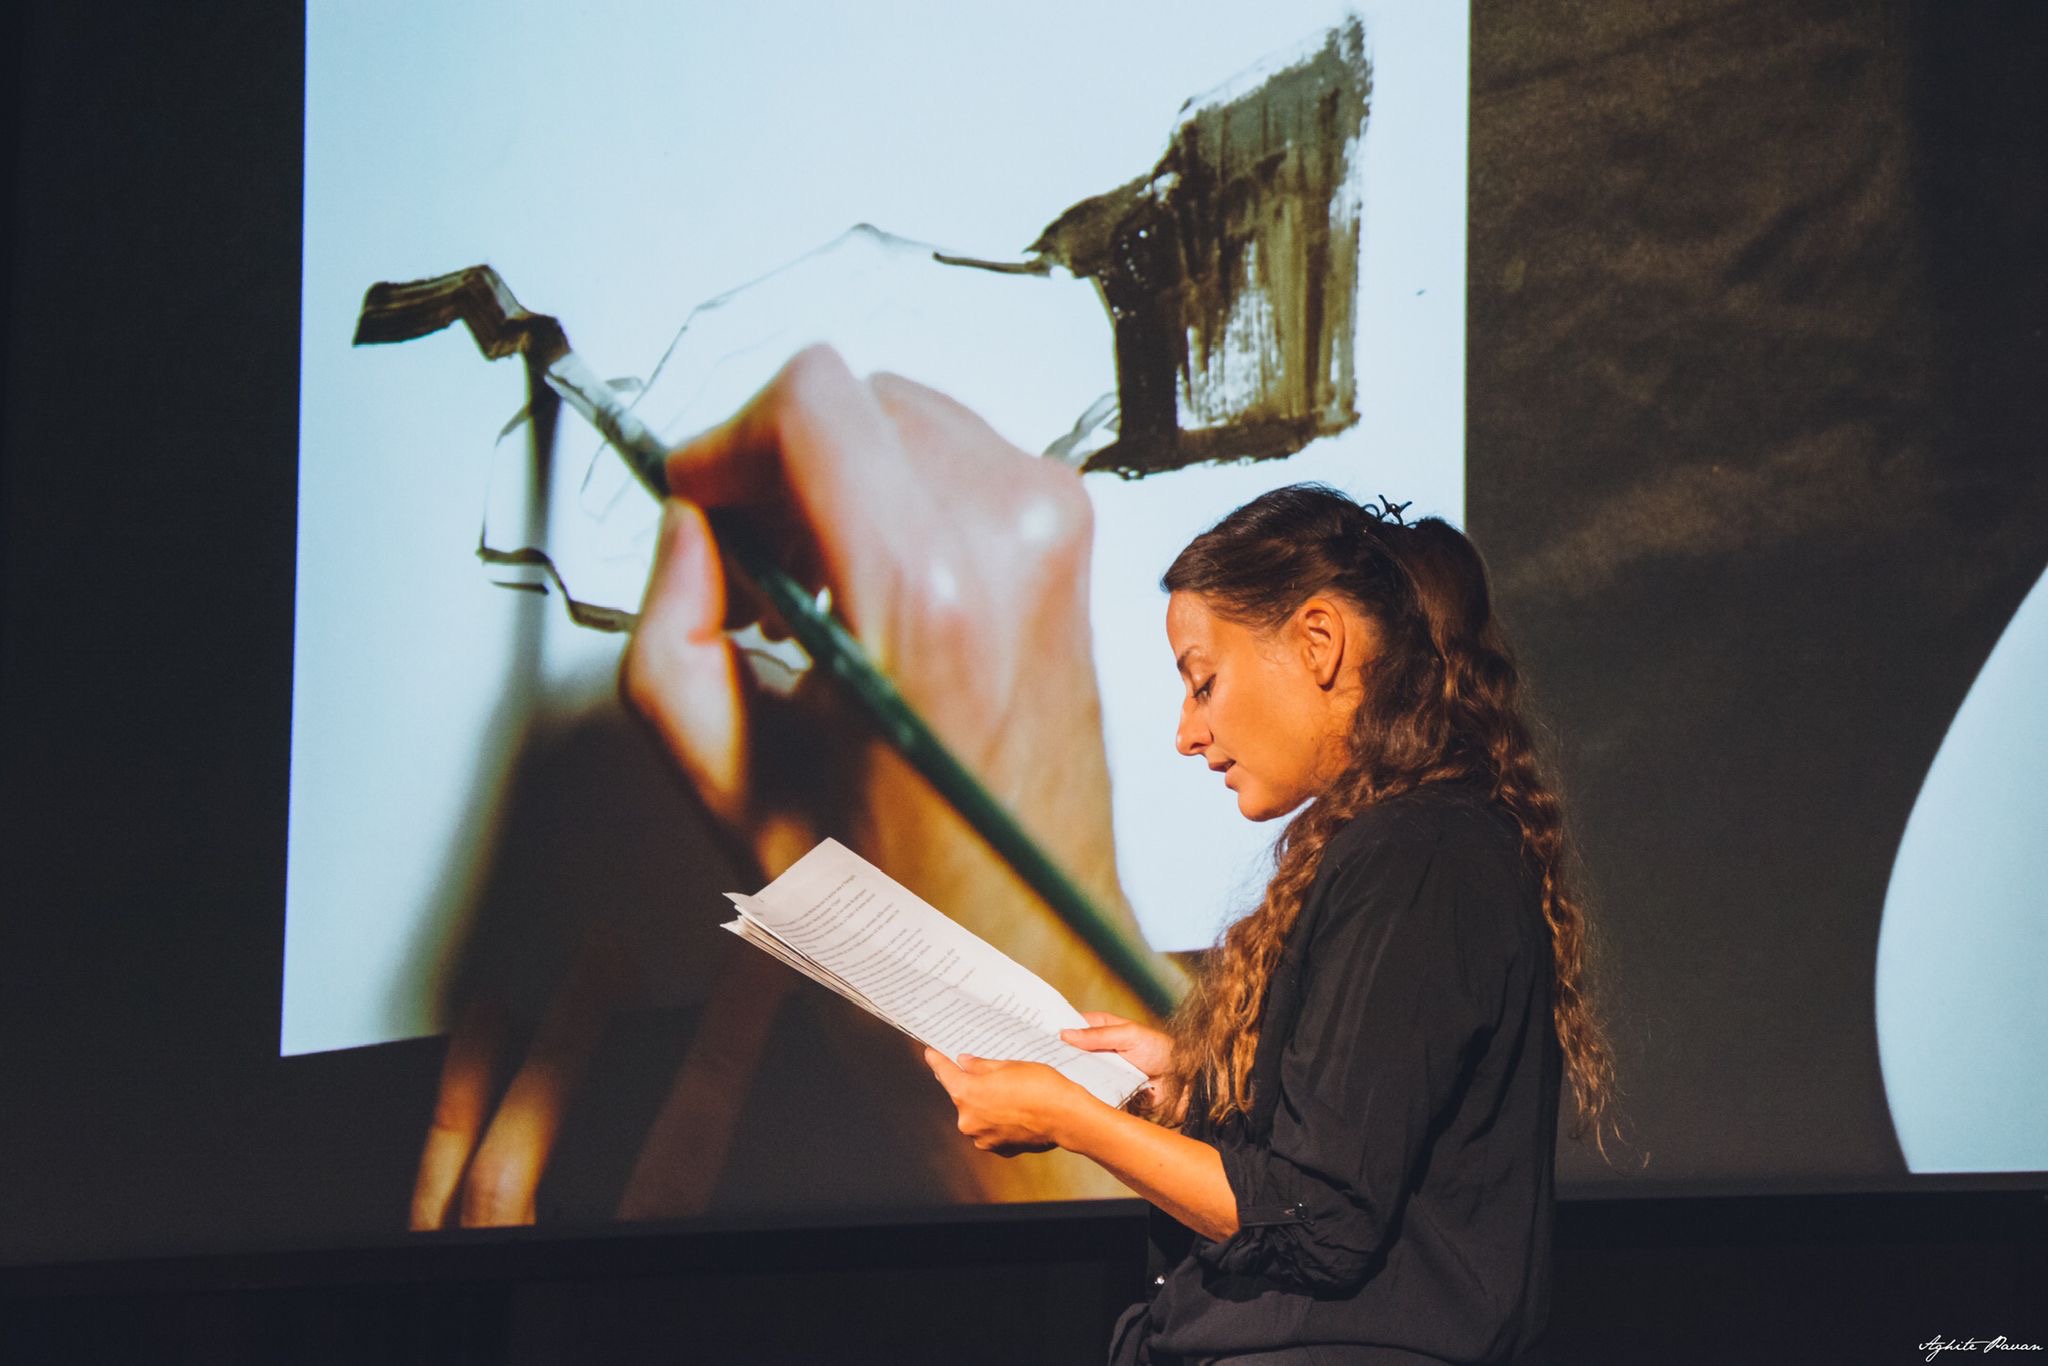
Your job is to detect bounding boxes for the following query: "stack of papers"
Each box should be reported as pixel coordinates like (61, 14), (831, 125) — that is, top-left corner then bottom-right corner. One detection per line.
(725, 838), (1148, 1108)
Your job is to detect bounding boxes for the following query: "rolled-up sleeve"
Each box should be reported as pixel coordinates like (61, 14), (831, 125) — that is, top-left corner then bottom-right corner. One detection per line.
(1192, 816), (1501, 1293)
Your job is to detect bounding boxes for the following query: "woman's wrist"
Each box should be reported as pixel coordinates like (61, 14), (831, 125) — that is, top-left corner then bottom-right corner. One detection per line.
(1046, 1093), (1241, 1241)
(1049, 1086), (1117, 1157)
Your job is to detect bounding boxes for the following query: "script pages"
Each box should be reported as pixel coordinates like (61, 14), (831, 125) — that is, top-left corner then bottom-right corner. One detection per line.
(723, 838), (1149, 1108)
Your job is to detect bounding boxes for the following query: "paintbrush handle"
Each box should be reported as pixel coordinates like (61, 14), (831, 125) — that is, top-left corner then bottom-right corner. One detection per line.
(541, 354), (673, 493)
(540, 357), (1186, 1019)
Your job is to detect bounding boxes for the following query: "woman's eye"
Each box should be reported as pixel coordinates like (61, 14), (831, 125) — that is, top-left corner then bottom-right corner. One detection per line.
(1193, 676), (1215, 702)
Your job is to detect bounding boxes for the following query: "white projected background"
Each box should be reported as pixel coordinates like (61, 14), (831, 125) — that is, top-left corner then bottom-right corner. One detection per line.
(287, 1), (1469, 1054)
(1876, 566), (2048, 1173)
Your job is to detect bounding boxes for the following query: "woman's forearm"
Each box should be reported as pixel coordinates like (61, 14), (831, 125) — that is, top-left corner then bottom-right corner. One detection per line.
(1056, 1101), (1240, 1242)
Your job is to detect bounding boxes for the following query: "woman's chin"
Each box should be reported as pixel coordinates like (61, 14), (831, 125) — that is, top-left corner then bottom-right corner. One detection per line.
(1234, 789), (1286, 822)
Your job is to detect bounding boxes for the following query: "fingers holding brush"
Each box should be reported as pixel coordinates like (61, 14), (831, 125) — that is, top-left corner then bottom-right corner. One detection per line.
(664, 344), (932, 650)
(628, 341), (1159, 1023)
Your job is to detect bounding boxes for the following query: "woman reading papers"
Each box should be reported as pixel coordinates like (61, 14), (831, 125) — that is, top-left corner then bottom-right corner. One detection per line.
(925, 485), (1614, 1365)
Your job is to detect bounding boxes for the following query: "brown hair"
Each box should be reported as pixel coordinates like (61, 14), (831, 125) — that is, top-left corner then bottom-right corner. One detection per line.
(1157, 484), (1615, 1147)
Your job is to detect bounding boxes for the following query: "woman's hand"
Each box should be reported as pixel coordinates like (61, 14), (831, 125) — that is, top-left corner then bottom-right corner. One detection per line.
(922, 1049), (1096, 1157)
(924, 1044), (1242, 1240)
(1061, 1011), (1174, 1093)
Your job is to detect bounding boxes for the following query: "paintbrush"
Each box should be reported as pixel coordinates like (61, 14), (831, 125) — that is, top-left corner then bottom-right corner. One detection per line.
(353, 264), (1184, 1018)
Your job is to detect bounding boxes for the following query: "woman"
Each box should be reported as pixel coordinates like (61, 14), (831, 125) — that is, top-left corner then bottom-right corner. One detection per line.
(924, 483), (1613, 1365)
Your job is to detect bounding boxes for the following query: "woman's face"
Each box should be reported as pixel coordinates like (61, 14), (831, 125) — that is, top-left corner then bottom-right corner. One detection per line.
(1166, 590), (1368, 821)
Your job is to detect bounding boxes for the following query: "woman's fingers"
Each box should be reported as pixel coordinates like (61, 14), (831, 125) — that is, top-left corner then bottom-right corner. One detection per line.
(621, 500), (750, 827)
(1078, 1011), (1135, 1029)
(924, 1049), (1005, 1082)
(1062, 1023), (1144, 1051)
(987, 1141), (1056, 1158)
(1062, 1020), (1172, 1078)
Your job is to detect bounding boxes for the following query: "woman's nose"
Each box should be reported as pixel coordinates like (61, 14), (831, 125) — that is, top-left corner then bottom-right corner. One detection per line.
(1176, 704), (1209, 757)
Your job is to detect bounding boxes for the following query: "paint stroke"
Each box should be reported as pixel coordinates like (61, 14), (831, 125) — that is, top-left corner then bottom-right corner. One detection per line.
(1027, 18), (1370, 478)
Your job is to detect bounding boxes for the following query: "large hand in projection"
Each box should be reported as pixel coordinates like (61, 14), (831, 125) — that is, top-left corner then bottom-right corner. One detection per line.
(622, 346), (1170, 1033)
(410, 349), (1175, 1228)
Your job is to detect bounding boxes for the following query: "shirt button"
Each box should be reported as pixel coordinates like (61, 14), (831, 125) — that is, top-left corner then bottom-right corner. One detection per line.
(1152, 1275), (1167, 1287)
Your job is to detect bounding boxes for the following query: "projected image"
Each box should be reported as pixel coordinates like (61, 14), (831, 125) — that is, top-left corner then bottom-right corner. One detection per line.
(292, 2), (1469, 1224)
(1876, 566), (2048, 1174)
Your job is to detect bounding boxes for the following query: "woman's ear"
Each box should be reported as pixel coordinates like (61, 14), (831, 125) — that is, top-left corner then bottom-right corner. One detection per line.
(1293, 597), (1348, 689)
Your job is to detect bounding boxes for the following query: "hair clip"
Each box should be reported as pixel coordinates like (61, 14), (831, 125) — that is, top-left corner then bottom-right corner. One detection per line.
(1362, 495), (1413, 526)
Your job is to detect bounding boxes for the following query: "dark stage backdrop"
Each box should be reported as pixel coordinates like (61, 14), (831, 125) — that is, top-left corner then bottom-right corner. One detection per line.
(1471, 3), (2048, 1191)
(4, 0), (2045, 1271)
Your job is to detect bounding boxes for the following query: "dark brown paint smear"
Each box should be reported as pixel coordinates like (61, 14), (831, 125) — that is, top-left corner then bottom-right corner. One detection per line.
(1030, 19), (1370, 478)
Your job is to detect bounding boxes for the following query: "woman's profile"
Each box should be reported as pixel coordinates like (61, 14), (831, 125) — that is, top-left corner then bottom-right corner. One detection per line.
(926, 483), (1614, 1365)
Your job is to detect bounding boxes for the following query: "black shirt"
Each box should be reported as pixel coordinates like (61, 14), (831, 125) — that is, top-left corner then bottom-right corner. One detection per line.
(1114, 783), (1561, 1366)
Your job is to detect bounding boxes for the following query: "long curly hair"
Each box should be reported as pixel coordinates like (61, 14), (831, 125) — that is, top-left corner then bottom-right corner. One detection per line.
(1156, 484), (1615, 1148)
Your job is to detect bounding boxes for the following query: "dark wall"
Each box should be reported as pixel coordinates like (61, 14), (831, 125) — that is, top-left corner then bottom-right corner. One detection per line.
(3, 0), (341, 1265)
(1468, 0), (2048, 1192)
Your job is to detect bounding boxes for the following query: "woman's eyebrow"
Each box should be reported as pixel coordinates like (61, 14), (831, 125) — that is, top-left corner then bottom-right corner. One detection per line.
(1175, 646), (1205, 677)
